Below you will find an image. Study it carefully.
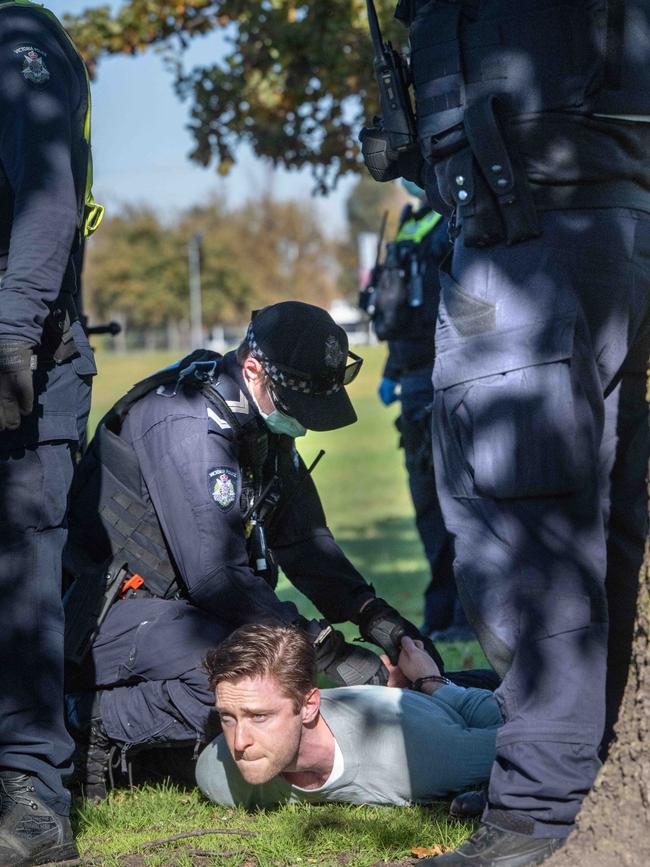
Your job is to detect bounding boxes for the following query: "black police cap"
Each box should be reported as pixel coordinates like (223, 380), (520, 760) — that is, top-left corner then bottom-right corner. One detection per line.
(246, 301), (362, 431)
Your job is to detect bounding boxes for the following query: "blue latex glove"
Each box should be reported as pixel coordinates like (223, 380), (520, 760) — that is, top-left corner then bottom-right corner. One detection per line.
(378, 377), (399, 406)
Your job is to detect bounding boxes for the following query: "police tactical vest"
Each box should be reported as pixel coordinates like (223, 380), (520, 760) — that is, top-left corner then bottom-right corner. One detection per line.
(64, 350), (270, 601)
(0, 0), (104, 237)
(371, 207), (443, 341)
(395, 207), (442, 243)
(395, 1), (650, 246)
(402, 0), (650, 159)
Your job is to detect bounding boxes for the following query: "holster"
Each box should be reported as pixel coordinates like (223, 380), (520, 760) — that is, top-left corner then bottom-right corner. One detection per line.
(448, 95), (541, 248)
(396, 411), (433, 474)
(41, 292), (81, 363)
(63, 556), (127, 666)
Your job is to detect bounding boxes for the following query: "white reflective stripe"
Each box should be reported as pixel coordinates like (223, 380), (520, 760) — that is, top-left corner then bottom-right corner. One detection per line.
(225, 390), (249, 414)
(207, 407), (230, 429)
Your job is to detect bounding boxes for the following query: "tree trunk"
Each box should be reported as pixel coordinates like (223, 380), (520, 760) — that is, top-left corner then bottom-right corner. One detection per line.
(546, 527), (650, 866)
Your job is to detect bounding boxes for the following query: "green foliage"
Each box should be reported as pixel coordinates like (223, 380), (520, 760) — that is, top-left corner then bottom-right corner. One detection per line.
(64, 1), (407, 189)
(84, 194), (339, 330)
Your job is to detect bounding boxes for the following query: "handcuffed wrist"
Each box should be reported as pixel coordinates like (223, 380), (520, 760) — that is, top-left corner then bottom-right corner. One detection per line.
(411, 675), (451, 692)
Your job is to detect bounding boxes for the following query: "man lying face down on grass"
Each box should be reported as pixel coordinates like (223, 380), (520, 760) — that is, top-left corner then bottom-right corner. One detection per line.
(196, 623), (502, 808)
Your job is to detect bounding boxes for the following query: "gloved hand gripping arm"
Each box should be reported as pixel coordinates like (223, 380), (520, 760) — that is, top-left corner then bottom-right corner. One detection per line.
(308, 620), (388, 687)
(357, 596), (445, 671)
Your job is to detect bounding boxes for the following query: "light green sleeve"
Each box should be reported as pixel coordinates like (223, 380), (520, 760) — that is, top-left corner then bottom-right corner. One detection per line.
(195, 736), (245, 808)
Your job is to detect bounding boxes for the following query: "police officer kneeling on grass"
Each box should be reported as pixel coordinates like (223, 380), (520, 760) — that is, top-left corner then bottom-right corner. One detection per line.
(62, 301), (447, 800)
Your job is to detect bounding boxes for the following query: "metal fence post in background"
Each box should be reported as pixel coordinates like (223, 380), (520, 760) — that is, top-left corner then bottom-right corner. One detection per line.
(188, 232), (204, 348)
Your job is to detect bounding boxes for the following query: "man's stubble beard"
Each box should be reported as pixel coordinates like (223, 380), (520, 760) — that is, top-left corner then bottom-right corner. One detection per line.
(236, 723), (303, 785)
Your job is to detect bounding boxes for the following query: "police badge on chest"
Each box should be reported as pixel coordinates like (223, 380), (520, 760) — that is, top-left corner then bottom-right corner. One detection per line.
(208, 467), (238, 511)
(14, 46), (50, 84)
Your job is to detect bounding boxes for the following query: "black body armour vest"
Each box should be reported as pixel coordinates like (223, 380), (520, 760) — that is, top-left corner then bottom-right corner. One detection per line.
(64, 351), (270, 601)
(397, 1), (650, 245)
(403, 0), (650, 157)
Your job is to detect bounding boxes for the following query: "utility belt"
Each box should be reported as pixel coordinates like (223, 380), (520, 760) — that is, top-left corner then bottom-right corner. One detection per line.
(438, 96), (540, 248)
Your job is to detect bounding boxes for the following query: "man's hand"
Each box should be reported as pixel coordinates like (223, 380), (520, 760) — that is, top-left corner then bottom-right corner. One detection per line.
(312, 623), (388, 687)
(0, 341), (35, 430)
(380, 653), (410, 688)
(358, 597), (445, 671)
(398, 636), (441, 683)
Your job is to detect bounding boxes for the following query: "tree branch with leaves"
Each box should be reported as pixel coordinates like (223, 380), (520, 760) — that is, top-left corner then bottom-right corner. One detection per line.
(64, 0), (404, 191)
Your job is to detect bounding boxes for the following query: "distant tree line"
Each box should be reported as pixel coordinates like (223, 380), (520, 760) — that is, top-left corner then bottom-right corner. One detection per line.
(84, 193), (343, 344)
(83, 178), (401, 343)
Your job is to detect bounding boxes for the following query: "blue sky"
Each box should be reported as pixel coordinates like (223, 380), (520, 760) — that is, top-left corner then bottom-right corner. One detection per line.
(48, 1), (356, 233)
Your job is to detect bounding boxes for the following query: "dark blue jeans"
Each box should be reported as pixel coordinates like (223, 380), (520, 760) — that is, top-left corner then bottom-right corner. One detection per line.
(432, 208), (650, 836)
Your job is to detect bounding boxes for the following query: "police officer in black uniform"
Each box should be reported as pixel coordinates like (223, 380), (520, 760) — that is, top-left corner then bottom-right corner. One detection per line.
(360, 2), (650, 865)
(369, 182), (468, 637)
(62, 301), (447, 800)
(0, 1), (101, 863)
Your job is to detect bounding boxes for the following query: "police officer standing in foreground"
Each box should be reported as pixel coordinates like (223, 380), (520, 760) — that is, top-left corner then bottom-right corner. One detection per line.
(367, 181), (469, 638)
(360, 1), (650, 864)
(63, 301), (447, 800)
(0, 1), (102, 863)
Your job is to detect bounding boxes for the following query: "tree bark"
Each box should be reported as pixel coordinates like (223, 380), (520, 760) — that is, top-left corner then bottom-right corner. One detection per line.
(546, 526), (650, 866)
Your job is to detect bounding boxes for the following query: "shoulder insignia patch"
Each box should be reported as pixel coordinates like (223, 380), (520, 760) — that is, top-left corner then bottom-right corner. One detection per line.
(208, 467), (238, 511)
(14, 46), (50, 84)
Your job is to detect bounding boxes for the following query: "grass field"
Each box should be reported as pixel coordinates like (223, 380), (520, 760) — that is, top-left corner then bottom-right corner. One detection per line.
(75, 344), (487, 866)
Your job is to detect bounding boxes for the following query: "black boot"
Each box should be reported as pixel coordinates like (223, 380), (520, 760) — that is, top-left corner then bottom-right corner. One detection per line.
(66, 692), (114, 802)
(449, 788), (487, 819)
(0, 772), (78, 866)
(417, 819), (565, 866)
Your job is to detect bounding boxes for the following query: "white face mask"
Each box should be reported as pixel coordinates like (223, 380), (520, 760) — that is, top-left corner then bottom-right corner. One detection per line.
(248, 379), (307, 438)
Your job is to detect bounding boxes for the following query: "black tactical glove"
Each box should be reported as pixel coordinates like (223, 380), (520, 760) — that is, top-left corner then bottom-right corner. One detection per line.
(358, 597), (445, 671)
(359, 123), (425, 185)
(312, 622), (388, 687)
(0, 341), (36, 431)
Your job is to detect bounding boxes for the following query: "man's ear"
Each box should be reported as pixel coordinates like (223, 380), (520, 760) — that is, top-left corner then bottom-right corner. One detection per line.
(242, 355), (263, 380)
(301, 688), (321, 725)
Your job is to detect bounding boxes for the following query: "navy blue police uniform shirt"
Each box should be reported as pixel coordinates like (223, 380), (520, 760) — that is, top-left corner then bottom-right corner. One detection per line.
(0, 4), (96, 444)
(0, 4), (84, 342)
(120, 352), (375, 627)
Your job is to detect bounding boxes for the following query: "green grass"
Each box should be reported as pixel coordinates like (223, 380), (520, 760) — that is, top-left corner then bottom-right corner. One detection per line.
(74, 783), (478, 865)
(76, 344), (487, 864)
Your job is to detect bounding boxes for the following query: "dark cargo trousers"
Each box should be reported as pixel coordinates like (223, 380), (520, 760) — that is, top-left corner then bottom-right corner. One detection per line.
(0, 338), (96, 815)
(0, 443), (76, 816)
(71, 598), (232, 750)
(432, 208), (650, 837)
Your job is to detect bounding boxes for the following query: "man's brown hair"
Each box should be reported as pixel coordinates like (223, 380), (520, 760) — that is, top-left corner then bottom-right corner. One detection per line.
(204, 623), (317, 713)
